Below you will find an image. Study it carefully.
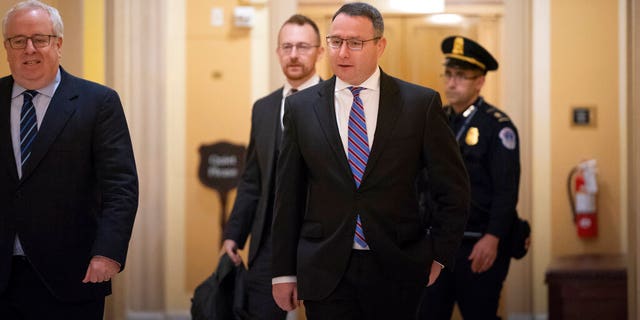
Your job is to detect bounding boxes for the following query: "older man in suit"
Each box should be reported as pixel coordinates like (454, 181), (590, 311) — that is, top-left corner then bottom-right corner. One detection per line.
(221, 14), (323, 319)
(271, 2), (469, 319)
(0, 1), (138, 319)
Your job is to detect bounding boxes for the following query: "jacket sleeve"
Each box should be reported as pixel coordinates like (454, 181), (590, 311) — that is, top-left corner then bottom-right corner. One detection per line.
(486, 121), (521, 239)
(271, 100), (307, 278)
(421, 91), (470, 268)
(223, 103), (262, 248)
(91, 88), (138, 270)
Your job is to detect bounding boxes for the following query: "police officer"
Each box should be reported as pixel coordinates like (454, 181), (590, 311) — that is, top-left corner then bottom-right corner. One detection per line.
(418, 36), (521, 320)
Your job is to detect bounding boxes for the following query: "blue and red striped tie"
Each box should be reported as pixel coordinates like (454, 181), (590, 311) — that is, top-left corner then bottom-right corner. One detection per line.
(347, 86), (369, 249)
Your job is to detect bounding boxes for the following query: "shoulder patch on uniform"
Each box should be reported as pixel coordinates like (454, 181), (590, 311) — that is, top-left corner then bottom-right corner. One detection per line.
(498, 127), (517, 150)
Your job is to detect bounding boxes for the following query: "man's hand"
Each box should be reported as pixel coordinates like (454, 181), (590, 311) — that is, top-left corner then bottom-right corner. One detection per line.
(82, 256), (121, 283)
(222, 239), (242, 265)
(272, 282), (299, 311)
(469, 234), (499, 273)
(427, 261), (443, 286)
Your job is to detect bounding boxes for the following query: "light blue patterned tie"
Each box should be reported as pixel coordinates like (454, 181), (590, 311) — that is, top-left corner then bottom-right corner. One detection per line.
(347, 86), (369, 249)
(20, 90), (39, 171)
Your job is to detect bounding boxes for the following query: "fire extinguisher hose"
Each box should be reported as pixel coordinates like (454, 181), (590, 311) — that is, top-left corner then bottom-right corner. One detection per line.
(567, 166), (578, 223)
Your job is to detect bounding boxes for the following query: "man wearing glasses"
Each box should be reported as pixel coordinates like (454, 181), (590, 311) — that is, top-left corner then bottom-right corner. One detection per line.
(0, 1), (138, 319)
(271, 3), (469, 319)
(221, 14), (323, 319)
(418, 36), (521, 320)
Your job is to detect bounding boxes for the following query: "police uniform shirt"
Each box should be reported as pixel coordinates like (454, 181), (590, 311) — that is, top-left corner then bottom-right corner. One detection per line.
(445, 97), (520, 242)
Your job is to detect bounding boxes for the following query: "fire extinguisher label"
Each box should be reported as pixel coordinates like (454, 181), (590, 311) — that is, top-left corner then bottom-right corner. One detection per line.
(578, 217), (593, 228)
(575, 193), (596, 213)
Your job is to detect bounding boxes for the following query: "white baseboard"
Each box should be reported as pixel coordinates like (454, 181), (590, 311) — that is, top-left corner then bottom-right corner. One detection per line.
(507, 312), (548, 320)
(126, 310), (190, 320)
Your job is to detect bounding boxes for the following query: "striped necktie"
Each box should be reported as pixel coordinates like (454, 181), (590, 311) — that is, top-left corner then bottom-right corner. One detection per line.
(20, 90), (39, 171)
(347, 86), (369, 249)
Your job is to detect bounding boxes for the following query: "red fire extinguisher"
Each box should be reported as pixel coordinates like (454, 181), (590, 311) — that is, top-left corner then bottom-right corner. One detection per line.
(567, 159), (598, 238)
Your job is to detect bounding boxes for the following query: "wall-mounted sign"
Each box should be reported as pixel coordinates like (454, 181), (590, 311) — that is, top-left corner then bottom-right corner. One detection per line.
(199, 141), (245, 192)
(571, 106), (597, 127)
(198, 141), (246, 241)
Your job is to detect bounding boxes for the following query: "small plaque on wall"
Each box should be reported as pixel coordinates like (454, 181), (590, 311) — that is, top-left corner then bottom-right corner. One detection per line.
(571, 106), (596, 127)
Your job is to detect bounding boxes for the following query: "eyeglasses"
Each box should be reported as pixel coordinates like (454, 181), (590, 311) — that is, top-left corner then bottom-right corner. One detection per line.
(279, 42), (319, 54)
(440, 72), (481, 83)
(5, 34), (57, 49)
(325, 36), (381, 51)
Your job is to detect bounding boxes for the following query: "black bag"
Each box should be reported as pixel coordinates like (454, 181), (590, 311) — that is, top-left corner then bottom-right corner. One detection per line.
(191, 254), (248, 320)
(509, 216), (531, 260)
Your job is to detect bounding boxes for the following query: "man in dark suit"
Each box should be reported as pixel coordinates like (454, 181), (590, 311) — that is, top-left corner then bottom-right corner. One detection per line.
(271, 3), (470, 319)
(418, 36), (521, 320)
(0, 1), (138, 319)
(221, 14), (324, 319)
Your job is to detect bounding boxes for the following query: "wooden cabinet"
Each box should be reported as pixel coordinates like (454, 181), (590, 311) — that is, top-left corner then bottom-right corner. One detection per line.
(545, 254), (627, 320)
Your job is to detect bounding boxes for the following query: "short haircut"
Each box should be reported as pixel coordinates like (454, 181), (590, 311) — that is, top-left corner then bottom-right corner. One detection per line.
(2, 0), (64, 39)
(279, 14), (321, 45)
(331, 2), (384, 38)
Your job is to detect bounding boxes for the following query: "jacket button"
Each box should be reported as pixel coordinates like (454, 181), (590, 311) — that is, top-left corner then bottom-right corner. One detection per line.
(15, 191), (22, 199)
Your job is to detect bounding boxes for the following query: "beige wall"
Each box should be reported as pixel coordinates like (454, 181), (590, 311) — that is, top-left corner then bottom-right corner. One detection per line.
(530, 0), (627, 314)
(0, 2), (9, 76)
(184, 0), (253, 291)
(550, 0), (623, 255)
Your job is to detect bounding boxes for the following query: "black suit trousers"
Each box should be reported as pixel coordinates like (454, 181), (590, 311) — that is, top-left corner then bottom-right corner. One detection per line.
(245, 239), (287, 320)
(0, 256), (104, 320)
(418, 239), (511, 320)
(304, 250), (424, 320)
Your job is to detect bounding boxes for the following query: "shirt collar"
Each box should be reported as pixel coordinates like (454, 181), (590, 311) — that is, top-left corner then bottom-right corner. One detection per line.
(335, 67), (381, 93)
(283, 74), (320, 96)
(11, 68), (62, 99)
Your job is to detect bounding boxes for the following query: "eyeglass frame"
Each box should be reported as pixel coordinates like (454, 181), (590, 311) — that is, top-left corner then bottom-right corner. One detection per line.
(278, 42), (320, 54)
(440, 70), (482, 83)
(4, 34), (58, 49)
(325, 36), (381, 51)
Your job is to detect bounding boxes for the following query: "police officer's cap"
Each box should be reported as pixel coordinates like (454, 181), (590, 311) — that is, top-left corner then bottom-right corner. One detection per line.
(441, 35), (498, 73)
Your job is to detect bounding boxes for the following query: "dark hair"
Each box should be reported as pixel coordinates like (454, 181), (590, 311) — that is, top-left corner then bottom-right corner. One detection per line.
(331, 2), (384, 38)
(280, 14), (321, 44)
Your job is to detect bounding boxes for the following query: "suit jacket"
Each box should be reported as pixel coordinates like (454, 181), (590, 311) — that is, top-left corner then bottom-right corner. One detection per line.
(0, 68), (138, 302)
(272, 71), (470, 301)
(223, 88), (284, 267)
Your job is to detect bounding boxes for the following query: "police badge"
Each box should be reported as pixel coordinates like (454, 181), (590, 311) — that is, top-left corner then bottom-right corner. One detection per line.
(465, 127), (479, 146)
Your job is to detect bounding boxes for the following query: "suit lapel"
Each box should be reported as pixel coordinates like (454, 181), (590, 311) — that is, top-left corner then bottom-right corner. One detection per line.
(361, 71), (402, 183)
(0, 76), (19, 184)
(312, 77), (352, 178)
(20, 70), (78, 182)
